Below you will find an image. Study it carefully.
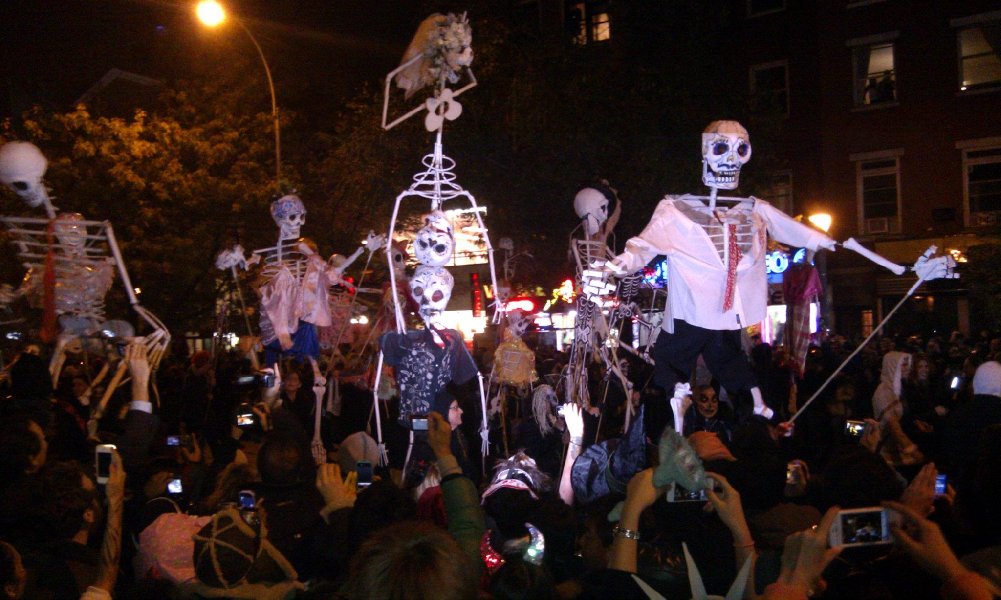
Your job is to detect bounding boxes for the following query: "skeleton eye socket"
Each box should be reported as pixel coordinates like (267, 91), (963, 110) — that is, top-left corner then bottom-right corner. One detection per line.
(12, 181), (28, 191)
(434, 244), (447, 254)
(413, 286), (424, 297)
(418, 239), (429, 249)
(737, 143), (749, 157)
(713, 141), (729, 156)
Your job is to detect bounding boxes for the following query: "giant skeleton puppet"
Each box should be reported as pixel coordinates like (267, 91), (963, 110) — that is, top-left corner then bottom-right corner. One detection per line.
(216, 194), (383, 380)
(598, 121), (957, 432)
(567, 182), (649, 432)
(372, 12), (500, 469)
(0, 141), (170, 412)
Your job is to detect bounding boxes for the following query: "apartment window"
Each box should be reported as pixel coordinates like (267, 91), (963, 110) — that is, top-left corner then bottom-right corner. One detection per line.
(568, 1), (611, 45)
(750, 60), (789, 115)
(853, 152), (902, 235)
(851, 40), (897, 106)
(747, 0), (785, 17)
(964, 146), (1001, 226)
(957, 18), (1001, 91)
(760, 171), (794, 214)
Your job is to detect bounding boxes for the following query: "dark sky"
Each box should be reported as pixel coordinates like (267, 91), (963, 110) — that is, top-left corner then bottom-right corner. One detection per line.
(1, 0), (423, 117)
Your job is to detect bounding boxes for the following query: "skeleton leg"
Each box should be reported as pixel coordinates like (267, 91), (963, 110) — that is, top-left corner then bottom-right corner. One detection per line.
(370, 351), (389, 466)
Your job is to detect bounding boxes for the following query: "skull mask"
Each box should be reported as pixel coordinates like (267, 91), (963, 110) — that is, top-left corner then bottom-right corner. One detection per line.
(410, 265), (454, 317)
(574, 186), (612, 237)
(54, 213), (87, 255)
(0, 142), (50, 210)
(701, 121), (751, 191)
(270, 194), (306, 240)
(413, 211), (454, 267)
(506, 309), (533, 339)
(388, 240), (409, 280)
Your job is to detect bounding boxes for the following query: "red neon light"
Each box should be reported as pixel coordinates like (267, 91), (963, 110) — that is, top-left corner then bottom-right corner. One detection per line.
(471, 272), (483, 316)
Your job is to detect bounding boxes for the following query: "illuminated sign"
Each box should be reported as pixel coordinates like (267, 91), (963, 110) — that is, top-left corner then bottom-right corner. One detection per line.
(765, 248), (808, 275)
(505, 297), (538, 313)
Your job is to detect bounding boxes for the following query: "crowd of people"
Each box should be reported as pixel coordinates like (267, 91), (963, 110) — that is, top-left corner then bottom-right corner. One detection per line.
(0, 326), (999, 599)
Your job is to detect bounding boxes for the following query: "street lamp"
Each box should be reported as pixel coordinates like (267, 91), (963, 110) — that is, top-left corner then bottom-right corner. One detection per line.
(808, 212), (834, 331)
(196, 0), (282, 191)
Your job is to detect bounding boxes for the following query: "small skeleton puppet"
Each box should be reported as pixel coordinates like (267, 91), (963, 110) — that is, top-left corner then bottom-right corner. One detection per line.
(531, 384), (561, 437)
(602, 121), (957, 429)
(487, 309), (537, 455)
(566, 182), (631, 415)
(0, 141), (170, 389)
(316, 231), (386, 354)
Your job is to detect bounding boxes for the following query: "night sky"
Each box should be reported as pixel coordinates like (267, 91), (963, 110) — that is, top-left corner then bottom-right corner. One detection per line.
(1, 0), (424, 118)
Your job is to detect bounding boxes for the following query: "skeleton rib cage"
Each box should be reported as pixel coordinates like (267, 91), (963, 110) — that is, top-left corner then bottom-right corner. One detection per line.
(0, 215), (170, 370)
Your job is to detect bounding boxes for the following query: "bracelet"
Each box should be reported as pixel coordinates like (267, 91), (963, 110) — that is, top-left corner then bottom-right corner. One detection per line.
(733, 540), (755, 549)
(613, 525), (640, 541)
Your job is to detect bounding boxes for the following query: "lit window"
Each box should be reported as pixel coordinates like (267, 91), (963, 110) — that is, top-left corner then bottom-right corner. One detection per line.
(958, 21), (1001, 91)
(591, 12), (611, 42)
(855, 155), (901, 235)
(567, 1), (610, 45)
(750, 61), (789, 115)
(852, 42), (897, 106)
(963, 146), (1001, 226)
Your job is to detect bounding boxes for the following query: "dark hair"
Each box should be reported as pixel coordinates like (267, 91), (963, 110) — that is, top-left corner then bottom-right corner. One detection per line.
(343, 520), (475, 600)
(489, 556), (557, 600)
(257, 431), (310, 487)
(816, 446), (903, 511)
(37, 462), (97, 540)
(0, 415), (43, 482)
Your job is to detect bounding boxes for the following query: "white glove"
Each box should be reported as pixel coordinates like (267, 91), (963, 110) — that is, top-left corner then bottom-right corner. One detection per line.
(670, 382), (692, 434)
(365, 231), (386, 253)
(912, 246), (959, 281)
(580, 261), (617, 306)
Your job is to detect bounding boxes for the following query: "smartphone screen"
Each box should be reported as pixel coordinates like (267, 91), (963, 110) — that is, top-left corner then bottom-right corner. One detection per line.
(356, 461), (373, 488)
(411, 418), (428, 431)
(167, 477), (183, 495)
(668, 481), (708, 502)
(238, 490), (256, 510)
(845, 420), (866, 437)
(166, 435), (181, 446)
(831, 508), (891, 547)
(950, 376), (961, 390)
(236, 412), (254, 427)
(935, 474), (947, 495)
(95, 446), (114, 480)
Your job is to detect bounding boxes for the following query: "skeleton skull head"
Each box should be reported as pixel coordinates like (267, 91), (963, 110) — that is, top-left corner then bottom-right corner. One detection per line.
(414, 211), (454, 267)
(574, 186), (613, 237)
(388, 240), (409, 280)
(410, 265), (454, 317)
(54, 212), (87, 254)
(506, 309), (533, 339)
(0, 141), (50, 210)
(270, 194), (306, 240)
(701, 121), (751, 191)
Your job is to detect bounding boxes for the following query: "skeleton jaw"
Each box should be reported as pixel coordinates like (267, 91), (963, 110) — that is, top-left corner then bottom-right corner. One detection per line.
(702, 160), (741, 190)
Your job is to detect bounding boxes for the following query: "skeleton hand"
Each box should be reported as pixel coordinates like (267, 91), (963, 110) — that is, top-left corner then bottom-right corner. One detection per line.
(580, 260), (617, 306)
(911, 246), (959, 281)
(365, 231), (386, 253)
(245, 253), (262, 267)
(215, 245), (248, 271)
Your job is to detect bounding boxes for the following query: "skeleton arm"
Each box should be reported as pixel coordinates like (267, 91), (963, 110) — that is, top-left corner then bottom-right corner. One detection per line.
(841, 239), (958, 280)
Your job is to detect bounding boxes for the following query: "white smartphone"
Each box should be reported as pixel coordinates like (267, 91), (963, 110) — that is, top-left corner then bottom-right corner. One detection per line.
(828, 507), (893, 547)
(95, 444), (116, 484)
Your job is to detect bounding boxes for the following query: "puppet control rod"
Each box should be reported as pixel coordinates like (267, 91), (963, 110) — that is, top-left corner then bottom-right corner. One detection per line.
(787, 241), (957, 423)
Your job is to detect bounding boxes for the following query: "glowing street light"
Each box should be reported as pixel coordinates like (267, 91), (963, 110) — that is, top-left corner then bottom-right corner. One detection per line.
(808, 212), (832, 233)
(195, 0), (282, 191)
(195, 0), (225, 27)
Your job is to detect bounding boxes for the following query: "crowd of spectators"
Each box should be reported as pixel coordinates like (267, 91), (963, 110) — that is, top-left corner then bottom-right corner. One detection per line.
(0, 327), (998, 599)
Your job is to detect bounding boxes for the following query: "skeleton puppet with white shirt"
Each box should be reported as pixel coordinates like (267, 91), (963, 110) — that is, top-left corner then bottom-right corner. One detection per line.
(607, 121), (835, 428)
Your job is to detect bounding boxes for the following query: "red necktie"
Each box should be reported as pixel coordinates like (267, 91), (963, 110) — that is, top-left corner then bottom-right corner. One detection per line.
(722, 223), (741, 312)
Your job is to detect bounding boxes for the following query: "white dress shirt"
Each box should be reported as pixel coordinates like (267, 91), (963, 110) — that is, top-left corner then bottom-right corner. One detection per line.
(612, 195), (834, 333)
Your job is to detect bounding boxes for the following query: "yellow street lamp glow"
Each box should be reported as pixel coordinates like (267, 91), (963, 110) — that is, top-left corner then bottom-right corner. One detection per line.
(196, 1), (226, 27)
(808, 213), (832, 233)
